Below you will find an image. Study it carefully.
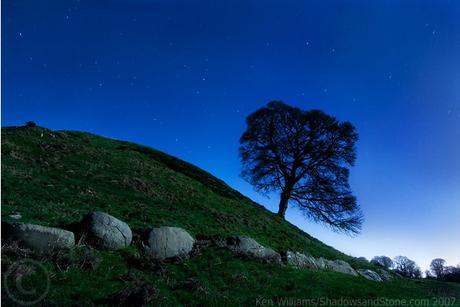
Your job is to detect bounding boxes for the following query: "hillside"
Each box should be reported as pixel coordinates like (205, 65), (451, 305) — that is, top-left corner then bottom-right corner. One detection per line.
(2, 125), (460, 306)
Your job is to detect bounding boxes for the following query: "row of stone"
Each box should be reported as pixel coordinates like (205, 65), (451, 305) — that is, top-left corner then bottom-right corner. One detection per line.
(285, 251), (392, 282)
(223, 236), (390, 282)
(3, 212), (196, 261)
(3, 212), (390, 282)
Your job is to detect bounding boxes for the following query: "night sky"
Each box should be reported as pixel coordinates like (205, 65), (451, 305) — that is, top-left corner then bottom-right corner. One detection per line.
(2, 0), (460, 270)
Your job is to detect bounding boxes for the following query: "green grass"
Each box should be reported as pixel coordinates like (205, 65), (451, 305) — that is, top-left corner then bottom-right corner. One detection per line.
(2, 125), (460, 305)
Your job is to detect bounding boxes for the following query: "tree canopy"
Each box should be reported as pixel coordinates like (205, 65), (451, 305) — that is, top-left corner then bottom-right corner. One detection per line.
(430, 258), (446, 278)
(239, 101), (363, 234)
(393, 256), (422, 279)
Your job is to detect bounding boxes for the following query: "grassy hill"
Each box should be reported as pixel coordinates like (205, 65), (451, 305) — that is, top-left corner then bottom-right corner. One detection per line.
(2, 125), (460, 306)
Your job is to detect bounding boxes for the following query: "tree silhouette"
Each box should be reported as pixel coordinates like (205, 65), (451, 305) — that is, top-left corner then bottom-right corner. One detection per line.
(442, 265), (460, 283)
(393, 256), (422, 279)
(239, 101), (363, 234)
(430, 258), (446, 278)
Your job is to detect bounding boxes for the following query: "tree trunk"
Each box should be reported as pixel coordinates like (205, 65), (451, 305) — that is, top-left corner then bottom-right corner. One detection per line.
(277, 192), (290, 218)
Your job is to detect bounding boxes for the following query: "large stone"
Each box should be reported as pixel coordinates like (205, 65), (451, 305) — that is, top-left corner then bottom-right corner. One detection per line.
(227, 236), (281, 264)
(81, 212), (132, 250)
(324, 259), (358, 276)
(379, 269), (394, 281)
(285, 251), (318, 269)
(3, 222), (74, 251)
(9, 212), (22, 220)
(314, 257), (327, 270)
(357, 269), (383, 282)
(143, 226), (195, 260)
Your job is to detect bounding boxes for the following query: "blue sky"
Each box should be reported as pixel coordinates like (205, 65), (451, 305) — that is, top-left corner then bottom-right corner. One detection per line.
(2, 0), (459, 271)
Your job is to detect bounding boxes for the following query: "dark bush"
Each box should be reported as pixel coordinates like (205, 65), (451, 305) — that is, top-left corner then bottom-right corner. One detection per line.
(25, 121), (37, 127)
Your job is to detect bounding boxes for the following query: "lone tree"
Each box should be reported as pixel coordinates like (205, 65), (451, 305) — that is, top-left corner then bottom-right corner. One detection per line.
(239, 101), (363, 234)
(430, 258), (446, 278)
(393, 256), (422, 279)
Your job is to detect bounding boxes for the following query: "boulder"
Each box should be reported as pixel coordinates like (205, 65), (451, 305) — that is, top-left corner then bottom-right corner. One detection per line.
(285, 251), (318, 269)
(143, 226), (195, 260)
(81, 212), (132, 250)
(314, 257), (329, 270)
(227, 236), (281, 264)
(9, 212), (22, 220)
(3, 222), (74, 251)
(324, 259), (358, 276)
(379, 269), (394, 281)
(314, 257), (327, 270)
(357, 269), (383, 282)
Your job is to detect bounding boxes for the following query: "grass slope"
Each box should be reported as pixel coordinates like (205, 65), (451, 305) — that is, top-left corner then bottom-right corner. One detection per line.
(2, 125), (460, 305)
